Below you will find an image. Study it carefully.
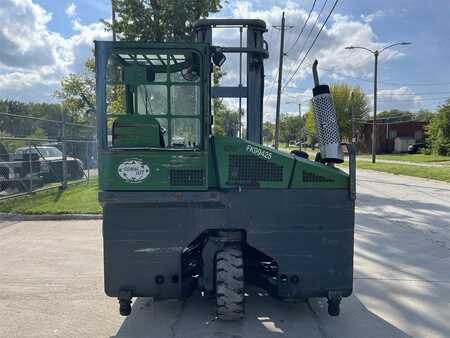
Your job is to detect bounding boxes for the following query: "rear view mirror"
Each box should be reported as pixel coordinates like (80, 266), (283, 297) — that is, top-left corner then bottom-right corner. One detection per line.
(181, 54), (201, 81)
(212, 51), (226, 67)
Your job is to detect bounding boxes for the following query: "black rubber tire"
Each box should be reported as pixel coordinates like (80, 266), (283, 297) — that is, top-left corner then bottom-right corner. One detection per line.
(328, 301), (340, 316)
(215, 247), (245, 321)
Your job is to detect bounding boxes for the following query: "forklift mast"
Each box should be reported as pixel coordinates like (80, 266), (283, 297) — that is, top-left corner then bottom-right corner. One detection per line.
(194, 19), (268, 144)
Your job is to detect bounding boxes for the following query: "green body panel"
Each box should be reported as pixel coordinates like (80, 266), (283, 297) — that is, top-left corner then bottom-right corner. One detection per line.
(99, 150), (208, 191)
(99, 136), (348, 191)
(113, 115), (162, 148)
(290, 156), (349, 189)
(213, 136), (295, 189)
(212, 135), (349, 190)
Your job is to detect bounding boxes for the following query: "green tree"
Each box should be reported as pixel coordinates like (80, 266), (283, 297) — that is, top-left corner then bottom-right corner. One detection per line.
(331, 84), (369, 139)
(54, 59), (96, 121)
(379, 109), (436, 123)
(306, 84), (369, 141)
(0, 100), (67, 141)
(279, 114), (304, 144)
(28, 127), (48, 141)
(214, 108), (241, 137)
(304, 110), (317, 143)
(415, 109), (435, 123)
(58, 0), (223, 118)
(0, 130), (25, 153)
(106, 0), (222, 42)
(263, 121), (274, 144)
(426, 100), (450, 155)
(378, 109), (412, 119)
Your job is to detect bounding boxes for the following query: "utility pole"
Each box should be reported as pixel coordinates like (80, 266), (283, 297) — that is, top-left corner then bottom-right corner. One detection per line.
(298, 103), (302, 118)
(274, 12), (286, 150)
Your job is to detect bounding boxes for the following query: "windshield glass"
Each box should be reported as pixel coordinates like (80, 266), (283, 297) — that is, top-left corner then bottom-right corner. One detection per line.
(106, 50), (202, 149)
(42, 147), (62, 157)
(16, 147), (62, 158)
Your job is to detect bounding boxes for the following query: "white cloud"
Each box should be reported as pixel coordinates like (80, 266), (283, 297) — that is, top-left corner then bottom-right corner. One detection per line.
(210, 1), (408, 121)
(360, 10), (385, 23)
(366, 86), (424, 113)
(0, 0), (110, 102)
(65, 3), (77, 18)
(0, 0), (413, 113)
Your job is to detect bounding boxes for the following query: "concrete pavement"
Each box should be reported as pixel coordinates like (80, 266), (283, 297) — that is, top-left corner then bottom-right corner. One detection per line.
(0, 170), (449, 337)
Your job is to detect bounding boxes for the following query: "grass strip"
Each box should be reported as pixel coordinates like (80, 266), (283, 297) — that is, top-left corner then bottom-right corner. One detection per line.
(357, 161), (450, 183)
(0, 179), (101, 214)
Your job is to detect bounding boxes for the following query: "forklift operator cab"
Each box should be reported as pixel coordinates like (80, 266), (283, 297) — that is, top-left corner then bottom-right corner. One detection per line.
(108, 49), (204, 150)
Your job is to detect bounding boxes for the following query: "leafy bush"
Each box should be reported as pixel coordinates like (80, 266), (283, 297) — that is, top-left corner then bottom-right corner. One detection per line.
(420, 147), (432, 155)
(426, 100), (450, 156)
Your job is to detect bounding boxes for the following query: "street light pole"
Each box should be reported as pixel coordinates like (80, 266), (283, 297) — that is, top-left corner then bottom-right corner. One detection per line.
(372, 50), (378, 163)
(350, 91), (355, 144)
(345, 42), (411, 163)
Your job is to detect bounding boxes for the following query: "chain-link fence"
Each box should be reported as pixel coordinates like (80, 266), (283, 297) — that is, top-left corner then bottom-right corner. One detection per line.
(0, 111), (97, 199)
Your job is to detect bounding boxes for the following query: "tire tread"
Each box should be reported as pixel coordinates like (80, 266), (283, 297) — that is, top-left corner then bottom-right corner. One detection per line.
(215, 247), (244, 320)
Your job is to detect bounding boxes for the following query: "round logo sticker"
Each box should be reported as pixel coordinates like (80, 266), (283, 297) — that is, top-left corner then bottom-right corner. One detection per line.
(118, 159), (150, 183)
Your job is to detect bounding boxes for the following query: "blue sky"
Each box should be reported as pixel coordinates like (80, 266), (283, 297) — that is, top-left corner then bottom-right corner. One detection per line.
(1, 0), (449, 121)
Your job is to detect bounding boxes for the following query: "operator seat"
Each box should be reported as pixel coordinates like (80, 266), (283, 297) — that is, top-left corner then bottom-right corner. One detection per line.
(112, 115), (165, 148)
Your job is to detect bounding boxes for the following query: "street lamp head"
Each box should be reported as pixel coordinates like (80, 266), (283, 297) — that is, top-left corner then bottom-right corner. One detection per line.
(400, 42), (412, 46)
(345, 46), (355, 50)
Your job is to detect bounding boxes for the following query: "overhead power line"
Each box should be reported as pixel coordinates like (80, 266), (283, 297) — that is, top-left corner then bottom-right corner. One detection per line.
(284, 0), (328, 84)
(285, 0), (317, 53)
(282, 0), (340, 92)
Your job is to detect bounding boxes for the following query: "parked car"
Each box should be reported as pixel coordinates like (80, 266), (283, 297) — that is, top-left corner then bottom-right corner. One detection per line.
(0, 143), (43, 192)
(407, 143), (426, 154)
(13, 146), (85, 183)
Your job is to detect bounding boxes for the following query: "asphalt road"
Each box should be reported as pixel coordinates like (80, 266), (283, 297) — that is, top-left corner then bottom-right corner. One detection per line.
(0, 170), (449, 337)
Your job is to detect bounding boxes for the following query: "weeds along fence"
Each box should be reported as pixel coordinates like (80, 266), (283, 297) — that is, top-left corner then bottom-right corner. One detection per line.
(0, 111), (97, 200)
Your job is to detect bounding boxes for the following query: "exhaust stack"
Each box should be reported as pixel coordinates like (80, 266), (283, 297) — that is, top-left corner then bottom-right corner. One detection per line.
(311, 60), (343, 163)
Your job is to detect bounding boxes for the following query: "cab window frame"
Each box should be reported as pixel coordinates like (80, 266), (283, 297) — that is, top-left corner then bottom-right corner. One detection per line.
(106, 47), (205, 150)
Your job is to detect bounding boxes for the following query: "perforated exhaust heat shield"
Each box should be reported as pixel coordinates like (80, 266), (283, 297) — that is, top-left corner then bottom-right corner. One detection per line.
(311, 61), (343, 163)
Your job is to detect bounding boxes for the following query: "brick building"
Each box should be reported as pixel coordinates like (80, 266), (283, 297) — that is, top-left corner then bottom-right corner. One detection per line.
(358, 119), (426, 154)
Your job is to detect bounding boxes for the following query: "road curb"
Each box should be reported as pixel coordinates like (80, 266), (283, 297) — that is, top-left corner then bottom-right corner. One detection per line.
(0, 212), (102, 221)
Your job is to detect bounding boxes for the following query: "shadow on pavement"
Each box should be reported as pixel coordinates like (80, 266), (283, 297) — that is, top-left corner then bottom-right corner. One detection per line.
(112, 288), (409, 338)
(354, 193), (450, 337)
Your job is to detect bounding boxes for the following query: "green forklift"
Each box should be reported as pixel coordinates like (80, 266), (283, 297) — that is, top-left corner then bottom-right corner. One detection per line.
(95, 19), (356, 320)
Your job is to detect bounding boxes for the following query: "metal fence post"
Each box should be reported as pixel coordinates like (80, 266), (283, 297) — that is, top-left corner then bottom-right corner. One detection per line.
(86, 143), (90, 182)
(28, 142), (33, 193)
(61, 111), (67, 190)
